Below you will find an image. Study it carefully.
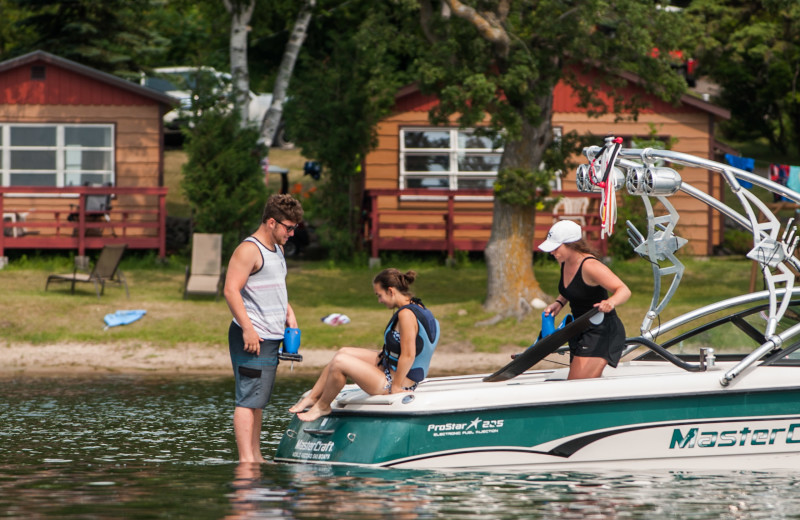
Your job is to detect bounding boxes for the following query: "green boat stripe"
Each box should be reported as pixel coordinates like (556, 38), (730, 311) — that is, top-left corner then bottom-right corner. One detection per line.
(378, 415), (800, 467)
(329, 385), (800, 418)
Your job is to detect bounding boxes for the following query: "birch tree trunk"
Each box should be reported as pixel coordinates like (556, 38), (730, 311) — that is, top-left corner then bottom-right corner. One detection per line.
(260, 0), (315, 146)
(223, 0), (255, 130)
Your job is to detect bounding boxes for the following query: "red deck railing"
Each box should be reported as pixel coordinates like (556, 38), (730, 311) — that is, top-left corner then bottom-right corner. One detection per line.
(365, 188), (605, 259)
(0, 186), (167, 259)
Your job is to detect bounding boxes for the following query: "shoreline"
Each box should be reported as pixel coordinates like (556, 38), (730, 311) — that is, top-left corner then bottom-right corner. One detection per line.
(0, 341), (543, 378)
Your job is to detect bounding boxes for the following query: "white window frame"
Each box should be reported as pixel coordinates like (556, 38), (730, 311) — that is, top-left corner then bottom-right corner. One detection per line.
(399, 127), (503, 201)
(0, 123), (115, 194)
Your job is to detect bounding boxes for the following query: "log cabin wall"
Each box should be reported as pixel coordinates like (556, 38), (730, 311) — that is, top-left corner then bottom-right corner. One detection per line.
(363, 73), (730, 257)
(0, 51), (174, 256)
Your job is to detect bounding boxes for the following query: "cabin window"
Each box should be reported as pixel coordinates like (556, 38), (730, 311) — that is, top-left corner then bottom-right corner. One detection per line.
(400, 128), (503, 193)
(0, 124), (114, 189)
(30, 65), (46, 80)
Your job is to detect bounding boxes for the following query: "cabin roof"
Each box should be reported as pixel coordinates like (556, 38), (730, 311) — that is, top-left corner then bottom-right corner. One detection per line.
(394, 69), (730, 120)
(0, 50), (177, 107)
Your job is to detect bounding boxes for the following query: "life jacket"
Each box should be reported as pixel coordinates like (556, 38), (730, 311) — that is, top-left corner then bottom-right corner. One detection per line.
(379, 302), (440, 383)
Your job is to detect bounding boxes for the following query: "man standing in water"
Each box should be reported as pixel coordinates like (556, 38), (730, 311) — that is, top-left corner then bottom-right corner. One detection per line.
(224, 193), (303, 463)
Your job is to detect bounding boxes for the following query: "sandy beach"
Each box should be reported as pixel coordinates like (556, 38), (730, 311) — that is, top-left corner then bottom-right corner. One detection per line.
(0, 341), (548, 377)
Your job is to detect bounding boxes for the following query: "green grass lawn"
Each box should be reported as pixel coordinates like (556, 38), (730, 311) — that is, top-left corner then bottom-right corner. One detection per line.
(0, 253), (756, 354)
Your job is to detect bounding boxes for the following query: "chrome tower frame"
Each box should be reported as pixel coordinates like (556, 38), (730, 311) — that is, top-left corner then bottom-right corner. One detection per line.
(579, 143), (800, 386)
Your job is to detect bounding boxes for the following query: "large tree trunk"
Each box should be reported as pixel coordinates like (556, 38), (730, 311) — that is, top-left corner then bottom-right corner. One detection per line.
(483, 99), (553, 319)
(260, 0), (315, 146)
(223, 0), (255, 130)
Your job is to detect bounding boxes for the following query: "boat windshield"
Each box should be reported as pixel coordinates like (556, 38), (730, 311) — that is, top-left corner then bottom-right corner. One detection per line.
(636, 302), (800, 362)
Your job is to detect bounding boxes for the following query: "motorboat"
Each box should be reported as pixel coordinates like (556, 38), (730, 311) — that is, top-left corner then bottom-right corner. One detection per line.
(275, 141), (800, 470)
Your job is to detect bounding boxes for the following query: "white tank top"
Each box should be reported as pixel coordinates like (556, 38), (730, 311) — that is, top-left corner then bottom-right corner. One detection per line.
(232, 237), (287, 340)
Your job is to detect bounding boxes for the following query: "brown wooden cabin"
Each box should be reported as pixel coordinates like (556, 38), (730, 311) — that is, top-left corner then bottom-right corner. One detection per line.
(0, 51), (175, 266)
(363, 69), (731, 261)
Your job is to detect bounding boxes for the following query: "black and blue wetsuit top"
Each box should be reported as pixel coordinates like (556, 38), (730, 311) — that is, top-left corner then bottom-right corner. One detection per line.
(379, 299), (439, 383)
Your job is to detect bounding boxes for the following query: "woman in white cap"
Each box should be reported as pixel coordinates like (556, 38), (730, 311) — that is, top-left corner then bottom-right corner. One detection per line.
(539, 220), (631, 379)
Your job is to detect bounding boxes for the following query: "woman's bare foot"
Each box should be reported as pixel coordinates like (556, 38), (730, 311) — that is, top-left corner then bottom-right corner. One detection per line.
(289, 395), (316, 413)
(297, 404), (331, 422)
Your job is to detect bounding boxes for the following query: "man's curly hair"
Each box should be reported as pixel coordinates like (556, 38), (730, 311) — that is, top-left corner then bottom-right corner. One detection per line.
(262, 194), (304, 224)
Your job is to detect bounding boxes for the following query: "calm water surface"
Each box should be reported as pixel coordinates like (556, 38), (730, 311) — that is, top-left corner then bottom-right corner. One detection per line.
(1, 375), (800, 519)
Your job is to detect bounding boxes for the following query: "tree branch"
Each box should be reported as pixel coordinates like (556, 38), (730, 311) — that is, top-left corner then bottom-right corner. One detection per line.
(419, 0), (438, 45)
(498, 0), (510, 23)
(443, 0), (510, 57)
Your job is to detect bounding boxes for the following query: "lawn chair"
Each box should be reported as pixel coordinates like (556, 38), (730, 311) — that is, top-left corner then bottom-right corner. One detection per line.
(67, 183), (116, 237)
(45, 243), (129, 298)
(184, 233), (225, 300)
(552, 196), (590, 226)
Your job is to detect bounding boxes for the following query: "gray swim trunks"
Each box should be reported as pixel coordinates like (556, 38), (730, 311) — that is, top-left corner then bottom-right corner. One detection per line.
(229, 322), (280, 409)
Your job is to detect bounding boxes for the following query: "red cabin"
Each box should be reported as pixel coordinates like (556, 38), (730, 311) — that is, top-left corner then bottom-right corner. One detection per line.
(362, 70), (731, 260)
(0, 51), (176, 266)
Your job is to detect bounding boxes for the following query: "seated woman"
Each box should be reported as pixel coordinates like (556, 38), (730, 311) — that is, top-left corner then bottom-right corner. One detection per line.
(290, 268), (439, 422)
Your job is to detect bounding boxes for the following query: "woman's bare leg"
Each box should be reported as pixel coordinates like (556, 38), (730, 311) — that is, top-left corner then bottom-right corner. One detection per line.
(288, 363), (331, 413)
(289, 348), (379, 413)
(568, 356), (608, 380)
(297, 351), (387, 422)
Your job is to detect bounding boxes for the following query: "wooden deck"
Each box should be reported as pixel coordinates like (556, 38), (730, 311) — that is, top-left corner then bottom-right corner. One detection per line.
(1, 186), (167, 262)
(364, 188), (605, 258)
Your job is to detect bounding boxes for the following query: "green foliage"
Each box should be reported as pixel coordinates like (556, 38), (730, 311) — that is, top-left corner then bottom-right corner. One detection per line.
(494, 130), (597, 208)
(0, 0), (36, 56)
(10, 0), (168, 77)
(494, 167), (552, 207)
(723, 228), (755, 255)
(688, 0), (800, 154)
(181, 109), (266, 257)
(607, 193), (649, 260)
(418, 0), (689, 145)
(137, 0), (228, 70)
(284, 3), (417, 260)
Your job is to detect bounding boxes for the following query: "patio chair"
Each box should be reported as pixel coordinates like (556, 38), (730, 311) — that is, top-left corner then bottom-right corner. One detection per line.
(552, 196), (590, 226)
(45, 243), (129, 298)
(183, 233), (225, 300)
(67, 183), (116, 237)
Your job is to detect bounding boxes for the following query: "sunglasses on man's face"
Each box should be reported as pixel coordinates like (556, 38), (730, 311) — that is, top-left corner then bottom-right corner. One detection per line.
(276, 221), (299, 233)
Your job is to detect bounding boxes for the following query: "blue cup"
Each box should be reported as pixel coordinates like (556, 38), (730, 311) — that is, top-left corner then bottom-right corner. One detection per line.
(541, 312), (555, 338)
(283, 327), (301, 354)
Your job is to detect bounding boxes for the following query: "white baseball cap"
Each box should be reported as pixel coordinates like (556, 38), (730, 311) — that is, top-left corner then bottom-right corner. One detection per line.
(538, 220), (582, 252)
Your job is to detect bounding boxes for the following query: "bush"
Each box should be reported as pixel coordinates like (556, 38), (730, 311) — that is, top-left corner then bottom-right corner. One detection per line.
(606, 193), (649, 260)
(723, 228), (753, 255)
(181, 111), (267, 256)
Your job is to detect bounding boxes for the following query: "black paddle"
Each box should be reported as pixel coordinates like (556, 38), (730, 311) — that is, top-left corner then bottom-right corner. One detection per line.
(483, 308), (600, 382)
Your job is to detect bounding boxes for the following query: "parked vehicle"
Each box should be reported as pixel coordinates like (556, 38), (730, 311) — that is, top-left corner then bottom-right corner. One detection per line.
(140, 66), (292, 148)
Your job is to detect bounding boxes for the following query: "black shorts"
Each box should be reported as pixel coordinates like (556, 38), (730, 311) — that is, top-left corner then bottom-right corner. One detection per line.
(228, 322), (280, 409)
(568, 313), (626, 368)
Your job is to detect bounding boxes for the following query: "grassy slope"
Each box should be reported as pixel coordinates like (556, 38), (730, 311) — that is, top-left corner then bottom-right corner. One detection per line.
(0, 254), (754, 353)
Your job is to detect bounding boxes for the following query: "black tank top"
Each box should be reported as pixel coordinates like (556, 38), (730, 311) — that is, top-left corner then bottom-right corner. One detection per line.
(558, 257), (615, 318)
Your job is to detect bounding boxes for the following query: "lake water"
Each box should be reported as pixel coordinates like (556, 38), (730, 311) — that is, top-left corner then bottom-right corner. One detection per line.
(2, 374), (800, 519)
